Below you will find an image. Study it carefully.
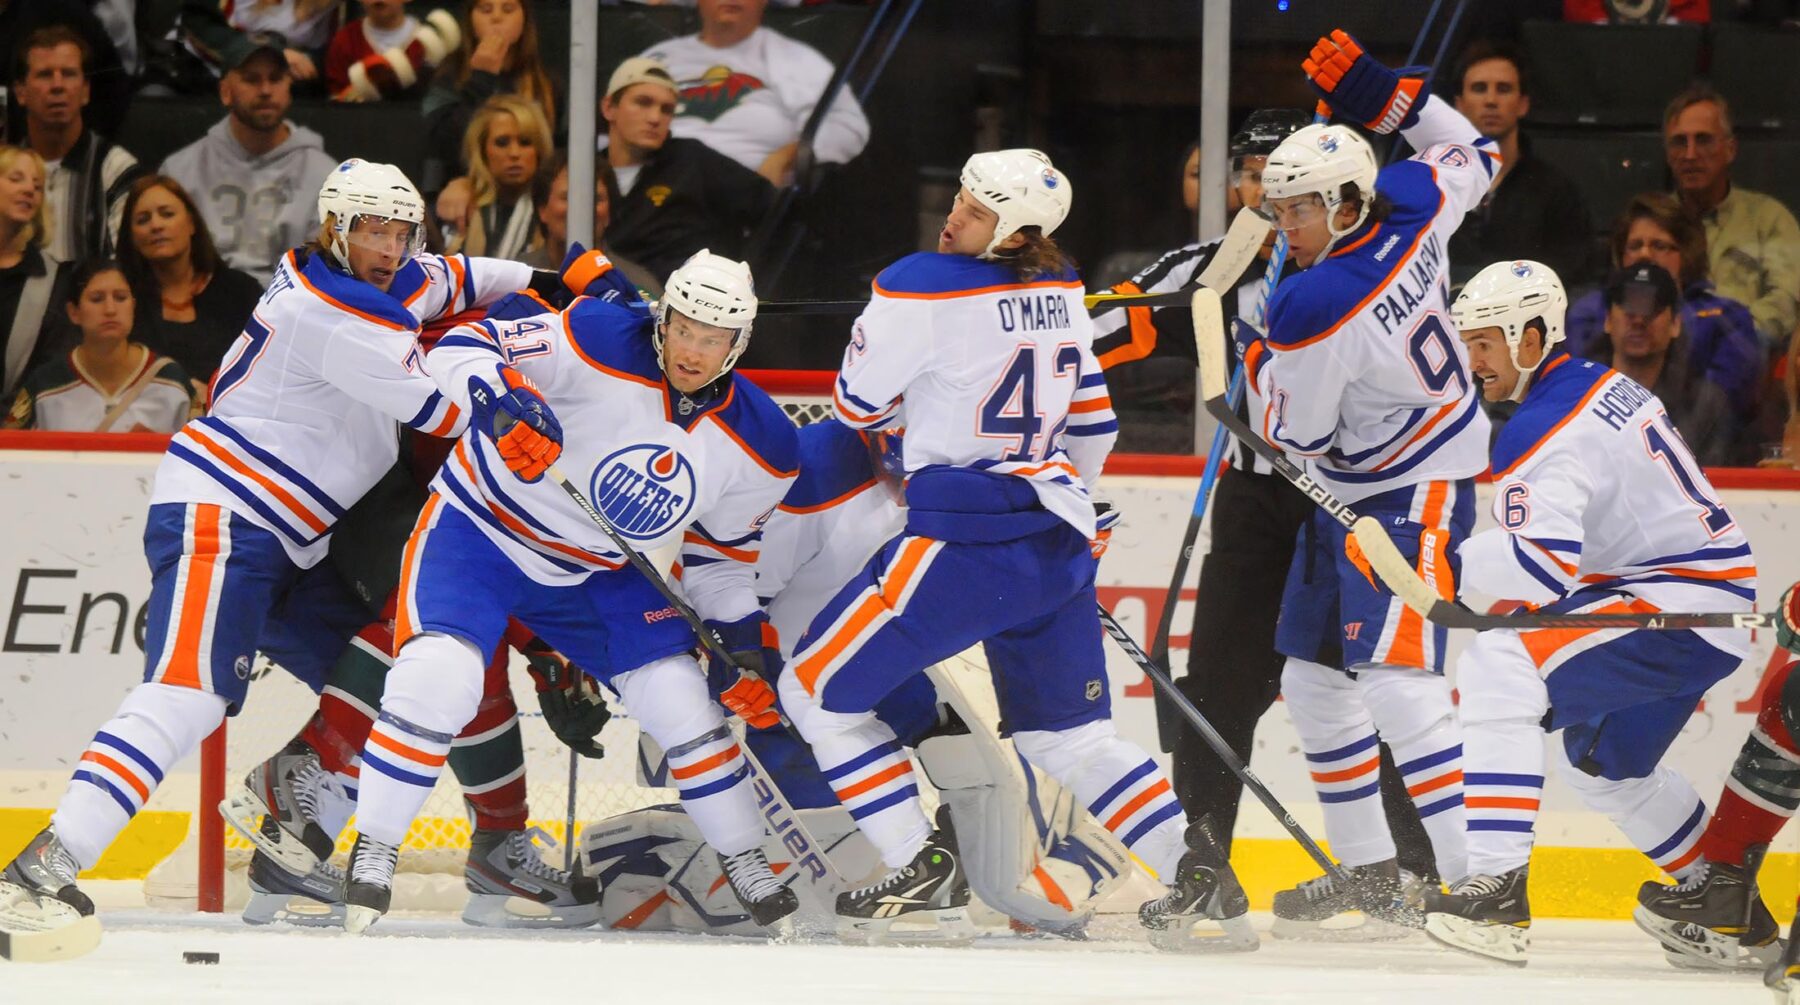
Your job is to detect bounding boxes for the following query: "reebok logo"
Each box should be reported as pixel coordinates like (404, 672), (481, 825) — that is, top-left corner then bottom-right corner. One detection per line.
(1372, 234), (1402, 261)
(643, 607), (680, 624)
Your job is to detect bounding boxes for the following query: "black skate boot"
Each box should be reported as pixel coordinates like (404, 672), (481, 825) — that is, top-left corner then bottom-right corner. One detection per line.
(1270, 858), (1421, 941)
(718, 846), (800, 934)
(243, 849), (345, 927)
(462, 827), (602, 929)
(1423, 866), (1531, 965)
(343, 834), (400, 935)
(0, 827), (101, 961)
(1635, 857), (1781, 972)
(1766, 917), (1800, 1005)
(219, 739), (342, 875)
(836, 815), (974, 944)
(1138, 816), (1258, 953)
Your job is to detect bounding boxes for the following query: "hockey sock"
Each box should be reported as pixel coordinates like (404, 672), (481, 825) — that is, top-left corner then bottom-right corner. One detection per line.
(616, 655), (766, 858)
(816, 718), (929, 869)
(1556, 746), (1707, 879)
(1281, 658), (1394, 868)
(1698, 661), (1800, 867)
(450, 650), (529, 832)
(355, 632), (484, 846)
(1362, 667), (1468, 883)
(1461, 719), (1545, 877)
(1013, 720), (1186, 878)
(54, 682), (227, 868)
(300, 620), (393, 809)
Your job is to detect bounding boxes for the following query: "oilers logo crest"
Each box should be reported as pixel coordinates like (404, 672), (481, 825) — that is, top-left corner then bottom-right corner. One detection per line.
(591, 444), (698, 541)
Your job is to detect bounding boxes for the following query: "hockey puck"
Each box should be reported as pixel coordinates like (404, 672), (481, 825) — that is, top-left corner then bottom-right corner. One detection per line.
(183, 951), (220, 965)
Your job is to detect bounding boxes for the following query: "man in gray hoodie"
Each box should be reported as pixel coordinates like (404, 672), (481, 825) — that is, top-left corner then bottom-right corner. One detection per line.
(162, 37), (338, 284)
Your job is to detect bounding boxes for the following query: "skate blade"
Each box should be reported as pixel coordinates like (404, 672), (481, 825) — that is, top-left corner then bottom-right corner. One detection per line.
(343, 904), (382, 935)
(837, 907), (977, 946)
(460, 894), (602, 930)
(242, 891), (345, 928)
(1270, 911), (1414, 943)
(1424, 911), (1528, 966)
(219, 787), (320, 876)
(0, 882), (101, 962)
(1147, 911), (1260, 954)
(1632, 906), (1779, 972)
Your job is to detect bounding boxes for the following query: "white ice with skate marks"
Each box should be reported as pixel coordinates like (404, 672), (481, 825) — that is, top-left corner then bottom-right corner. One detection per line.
(3, 908), (1770, 1004)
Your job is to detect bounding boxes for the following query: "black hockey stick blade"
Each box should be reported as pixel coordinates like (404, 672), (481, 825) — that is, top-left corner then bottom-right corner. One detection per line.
(1348, 515), (1777, 632)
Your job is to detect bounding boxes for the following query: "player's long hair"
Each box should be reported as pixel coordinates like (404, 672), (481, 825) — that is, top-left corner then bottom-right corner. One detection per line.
(995, 227), (1078, 282)
(434, 0), (558, 141)
(1342, 182), (1393, 227)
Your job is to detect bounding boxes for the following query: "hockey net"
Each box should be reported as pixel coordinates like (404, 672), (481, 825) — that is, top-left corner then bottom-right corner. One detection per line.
(167, 370), (846, 911)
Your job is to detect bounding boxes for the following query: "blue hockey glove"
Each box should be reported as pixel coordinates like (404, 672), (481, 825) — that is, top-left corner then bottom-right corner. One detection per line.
(1303, 30), (1429, 135)
(468, 364), (562, 482)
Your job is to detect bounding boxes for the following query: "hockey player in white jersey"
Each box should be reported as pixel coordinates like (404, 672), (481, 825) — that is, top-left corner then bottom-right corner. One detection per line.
(339, 251), (804, 935)
(776, 149), (1254, 948)
(0, 159), (552, 957)
(1227, 31), (1500, 931)
(1422, 260), (1758, 966)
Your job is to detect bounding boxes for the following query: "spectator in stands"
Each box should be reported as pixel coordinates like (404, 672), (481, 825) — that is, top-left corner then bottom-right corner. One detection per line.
(1585, 263), (1738, 465)
(600, 56), (775, 280)
(162, 38), (338, 284)
(325, 0), (461, 103)
(1564, 0), (1709, 22)
(1446, 40), (1592, 285)
(4, 258), (196, 433)
(525, 152), (661, 296)
(0, 0), (132, 139)
(442, 95), (552, 262)
(12, 25), (146, 262)
(178, 0), (343, 88)
(423, 0), (561, 187)
(116, 175), (261, 393)
(1565, 192), (1762, 423)
(0, 144), (75, 402)
(639, 0), (870, 185)
(1665, 82), (1800, 349)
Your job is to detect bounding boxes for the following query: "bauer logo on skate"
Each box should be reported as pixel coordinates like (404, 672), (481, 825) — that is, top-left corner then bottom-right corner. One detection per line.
(590, 444), (698, 541)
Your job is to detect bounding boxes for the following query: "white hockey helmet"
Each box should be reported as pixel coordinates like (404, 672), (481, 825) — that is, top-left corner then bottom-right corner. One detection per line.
(656, 250), (758, 378)
(1453, 259), (1568, 400)
(1260, 124), (1379, 256)
(960, 148), (1072, 258)
(316, 158), (427, 272)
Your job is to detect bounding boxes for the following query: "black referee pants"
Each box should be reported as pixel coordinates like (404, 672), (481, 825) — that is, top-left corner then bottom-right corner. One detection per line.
(1163, 463), (1439, 880)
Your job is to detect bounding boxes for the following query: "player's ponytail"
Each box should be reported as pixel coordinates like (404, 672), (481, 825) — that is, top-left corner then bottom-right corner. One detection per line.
(996, 227), (1078, 282)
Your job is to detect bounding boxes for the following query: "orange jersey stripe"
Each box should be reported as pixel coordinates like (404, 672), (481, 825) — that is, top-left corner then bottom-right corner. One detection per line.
(81, 751), (151, 802)
(1520, 599), (1659, 667)
(1310, 755), (1381, 785)
(164, 505), (224, 691)
(1069, 396), (1113, 414)
(670, 744), (743, 781)
(1407, 770), (1463, 797)
(871, 277), (1083, 302)
(394, 495), (441, 649)
(1492, 361), (1611, 478)
(293, 261), (408, 331)
(368, 727), (448, 767)
(682, 532), (757, 563)
(1663, 844), (1703, 873)
(1465, 796), (1539, 811)
(779, 478), (876, 515)
(1104, 778), (1172, 833)
(185, 428), (330, 534)
(425, 402), (462, 438)
(795, 537), (936, 694)
(705, 411), (797, 478)
(834, 761), (914, 801)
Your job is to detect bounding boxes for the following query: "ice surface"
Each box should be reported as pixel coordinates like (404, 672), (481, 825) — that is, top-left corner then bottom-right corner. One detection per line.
(1, 910), (1766, 1005)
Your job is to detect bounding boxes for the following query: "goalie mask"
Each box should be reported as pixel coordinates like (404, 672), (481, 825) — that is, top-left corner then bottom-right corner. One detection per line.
(960, 149), (1073, 259)
(656, 250), (757, 381)
(1453, 259), (1567, 403)
(316, 158), (427, 273)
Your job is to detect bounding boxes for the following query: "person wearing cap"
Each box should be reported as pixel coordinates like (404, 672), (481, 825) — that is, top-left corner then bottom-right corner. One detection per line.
(10, 24), (147, 262)
(1583, 262), (1740, 465)
(599, 56), (776, 281)
(161, 37), (340, 284)
(1446, 39), (1592, 285)
(638, 0), (870, 186)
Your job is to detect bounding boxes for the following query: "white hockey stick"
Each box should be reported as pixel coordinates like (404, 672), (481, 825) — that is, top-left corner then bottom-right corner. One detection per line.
(542, 463), (846, 928)
(0, 883), (100, 962)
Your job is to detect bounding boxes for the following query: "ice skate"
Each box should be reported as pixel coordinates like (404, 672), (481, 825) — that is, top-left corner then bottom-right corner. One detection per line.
(243, 849), (346, 927)
(0, 827), (100, 961)
(836, 815), (974, 945)
(461, 827), (601, 929)
(1137, 817), (1257, 953)
(1634, 858), (1781, 972)
(343, 834), (400, 935)
(1270, 857), (1420, 941)
(1423, 867), (1530, 966)
(718, 846), (800, 935)
(219, 739), (342, 875)
(1766, 925), (1800, 1005)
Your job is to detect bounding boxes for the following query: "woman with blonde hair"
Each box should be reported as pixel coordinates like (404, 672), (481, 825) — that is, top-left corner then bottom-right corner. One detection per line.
(444, 94), (552, 262)
(0, 145), (75, 401)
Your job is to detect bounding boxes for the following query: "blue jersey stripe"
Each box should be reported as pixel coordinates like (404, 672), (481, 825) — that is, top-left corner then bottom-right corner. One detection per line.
(194, 417), (347, 516)
(1323, 395), (1481, 484)
(167, 442), (316, 545)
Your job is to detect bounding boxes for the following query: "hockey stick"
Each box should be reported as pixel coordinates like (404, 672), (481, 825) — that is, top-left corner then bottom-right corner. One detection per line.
(563, 749), (579, 874)
(543, 463), (848, 908)
(1192, 291), (1779, 632)
(1096, 602), (1352, 886)
(1348, 517), (1778, 632)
